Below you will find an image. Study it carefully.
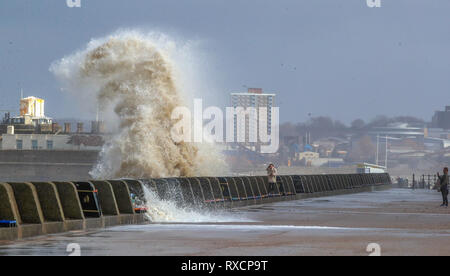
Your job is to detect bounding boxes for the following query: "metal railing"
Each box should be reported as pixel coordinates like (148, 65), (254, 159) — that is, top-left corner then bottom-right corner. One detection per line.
(396, 174), (438, 190)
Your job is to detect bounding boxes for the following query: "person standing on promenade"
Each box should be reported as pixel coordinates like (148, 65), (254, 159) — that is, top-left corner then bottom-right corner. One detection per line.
(267, 163), (278, 195)
(437, 167), (449, 207)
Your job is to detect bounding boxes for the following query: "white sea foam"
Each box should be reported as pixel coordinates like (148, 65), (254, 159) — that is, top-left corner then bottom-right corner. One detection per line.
(141, 184), (250, 223)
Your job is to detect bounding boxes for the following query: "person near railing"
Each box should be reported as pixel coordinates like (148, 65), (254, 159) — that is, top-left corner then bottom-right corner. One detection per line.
(437, 167), (449, 207)
(267, 163), (277, 196)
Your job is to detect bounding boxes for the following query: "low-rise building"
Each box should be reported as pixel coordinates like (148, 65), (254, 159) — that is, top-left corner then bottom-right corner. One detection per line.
(0, 133), (104, 151)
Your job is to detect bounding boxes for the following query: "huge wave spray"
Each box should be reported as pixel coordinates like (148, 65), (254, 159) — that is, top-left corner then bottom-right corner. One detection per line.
(51, 31), (226, 180)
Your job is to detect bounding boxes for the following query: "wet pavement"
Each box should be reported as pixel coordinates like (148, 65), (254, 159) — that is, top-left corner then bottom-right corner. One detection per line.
(1, 188), (450, 256)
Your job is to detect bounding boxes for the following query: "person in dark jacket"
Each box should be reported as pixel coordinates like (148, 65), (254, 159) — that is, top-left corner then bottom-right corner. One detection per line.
(437, 167), (449, 207)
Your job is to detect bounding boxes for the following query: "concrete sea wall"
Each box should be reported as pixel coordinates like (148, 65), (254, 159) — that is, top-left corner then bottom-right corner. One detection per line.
(0, 173), (392, 242)
(0, 150), (98, 182)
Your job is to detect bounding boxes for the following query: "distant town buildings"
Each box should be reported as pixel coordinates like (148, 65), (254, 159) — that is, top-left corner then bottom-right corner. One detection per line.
(368, 124), (425, 139)
(432, 106), (450, 130)
(0, 95), (106, 151)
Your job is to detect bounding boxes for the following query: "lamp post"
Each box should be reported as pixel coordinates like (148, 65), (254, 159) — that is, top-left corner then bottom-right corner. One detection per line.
(385, 136), (388, 169)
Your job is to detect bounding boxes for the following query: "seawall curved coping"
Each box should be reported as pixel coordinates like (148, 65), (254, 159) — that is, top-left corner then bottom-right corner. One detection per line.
(138, 179), (157, 202)
(241, 177), (255, 200)
(277, 176), (287, 195)
(326, 175), (336, 191)
(207, 177), (225, 205)
(196, 177), (215, 204)
(7, 182), (44, 224)
(233, 177), (249, 199)
(106, 180), (134, 215)
(319, 175), (327, 191)
(31, 182), (65, 222)
(126, 179), (147, 200)
(0, 173), (392, 242)
(304, 175), (314, 193)
(91, 181), (120, 216)
(305, 176), (316, 193)
(284, 176), (296, 195)
(290, 175), (303, 194)
(52, 182), (84, 220)
(256, 176), (268, 198)
(250, 177), (262, 199)
(301, 175), (310, 193)
(323, 175), (333, 191)
(177, 178), (196, 206)
(224, 177), (240, 201)
(186, 177), (205, 205)
(309, 176), (319, 192)
(0, 182), (21, 224)
(150, 179), (168, 201)
(73, 182), (102, 218)
(164, 178), (186, 207)
(216, 177), (231, 202)
(335, 175), (343, 190)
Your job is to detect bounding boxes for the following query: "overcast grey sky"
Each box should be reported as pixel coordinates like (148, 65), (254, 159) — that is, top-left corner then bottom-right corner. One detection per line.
(0, 0), (449, 123)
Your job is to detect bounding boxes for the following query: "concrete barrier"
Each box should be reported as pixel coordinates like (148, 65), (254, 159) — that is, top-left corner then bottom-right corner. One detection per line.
(208, 177), (225, 206)
(165, 178), (186, 207)
(8, 182), (44, 225)
(178, 178), (196, 206)
(327, 175), (336, 191)
(224, 177), (240, 201)
(217, 177), (231, 201)
(31, 182), (65, 222)
(241, 177), (255, 200)
(91, 181), (120, 216)
(233, 177), (249, 200)
(248, 177), (262, 199)
(322, 175), (332, 191)
(308, 176), (317, 192)
(298, 176), (309, 193)
(52, 182), (84, 220)
(0, 182), (21, 224)
(284, 176), (296, 195)
(197, 177), (215, 204)
(187, 178), (205, 205)
(0, 173), (392, 242)
(107, 180), (135, 215)
(313, 176), (321, 192)
(259, 176), (270, 197)
(152, 178), (171, 201)
(277, 176), (286, 195)
(303, 176), (313, 193)
(256, 177), (268, 198)
(338, 175), (345, 189)
(318, 175), (327, 192)
(74, 182), (102, 218)
(290, 175), (303, 194)
(124, 179), (146, 200)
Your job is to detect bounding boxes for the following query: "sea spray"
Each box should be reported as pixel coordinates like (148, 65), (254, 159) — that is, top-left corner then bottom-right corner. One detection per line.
(141, 184), (248, 223)
(51, 30), (227, 179)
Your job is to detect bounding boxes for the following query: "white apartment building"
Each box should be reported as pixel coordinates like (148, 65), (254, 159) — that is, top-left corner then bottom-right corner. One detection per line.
(230, 88), (276, 148)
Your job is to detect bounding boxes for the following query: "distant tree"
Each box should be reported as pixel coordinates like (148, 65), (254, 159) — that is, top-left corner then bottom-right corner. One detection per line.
(367, 115), (390, 128)
(279, 122), (298, 137)
(347, 135), (376, 162)
(351, 119), (365, 130)
(334, 120), (347, 130)
(367, 115), (425, 128)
